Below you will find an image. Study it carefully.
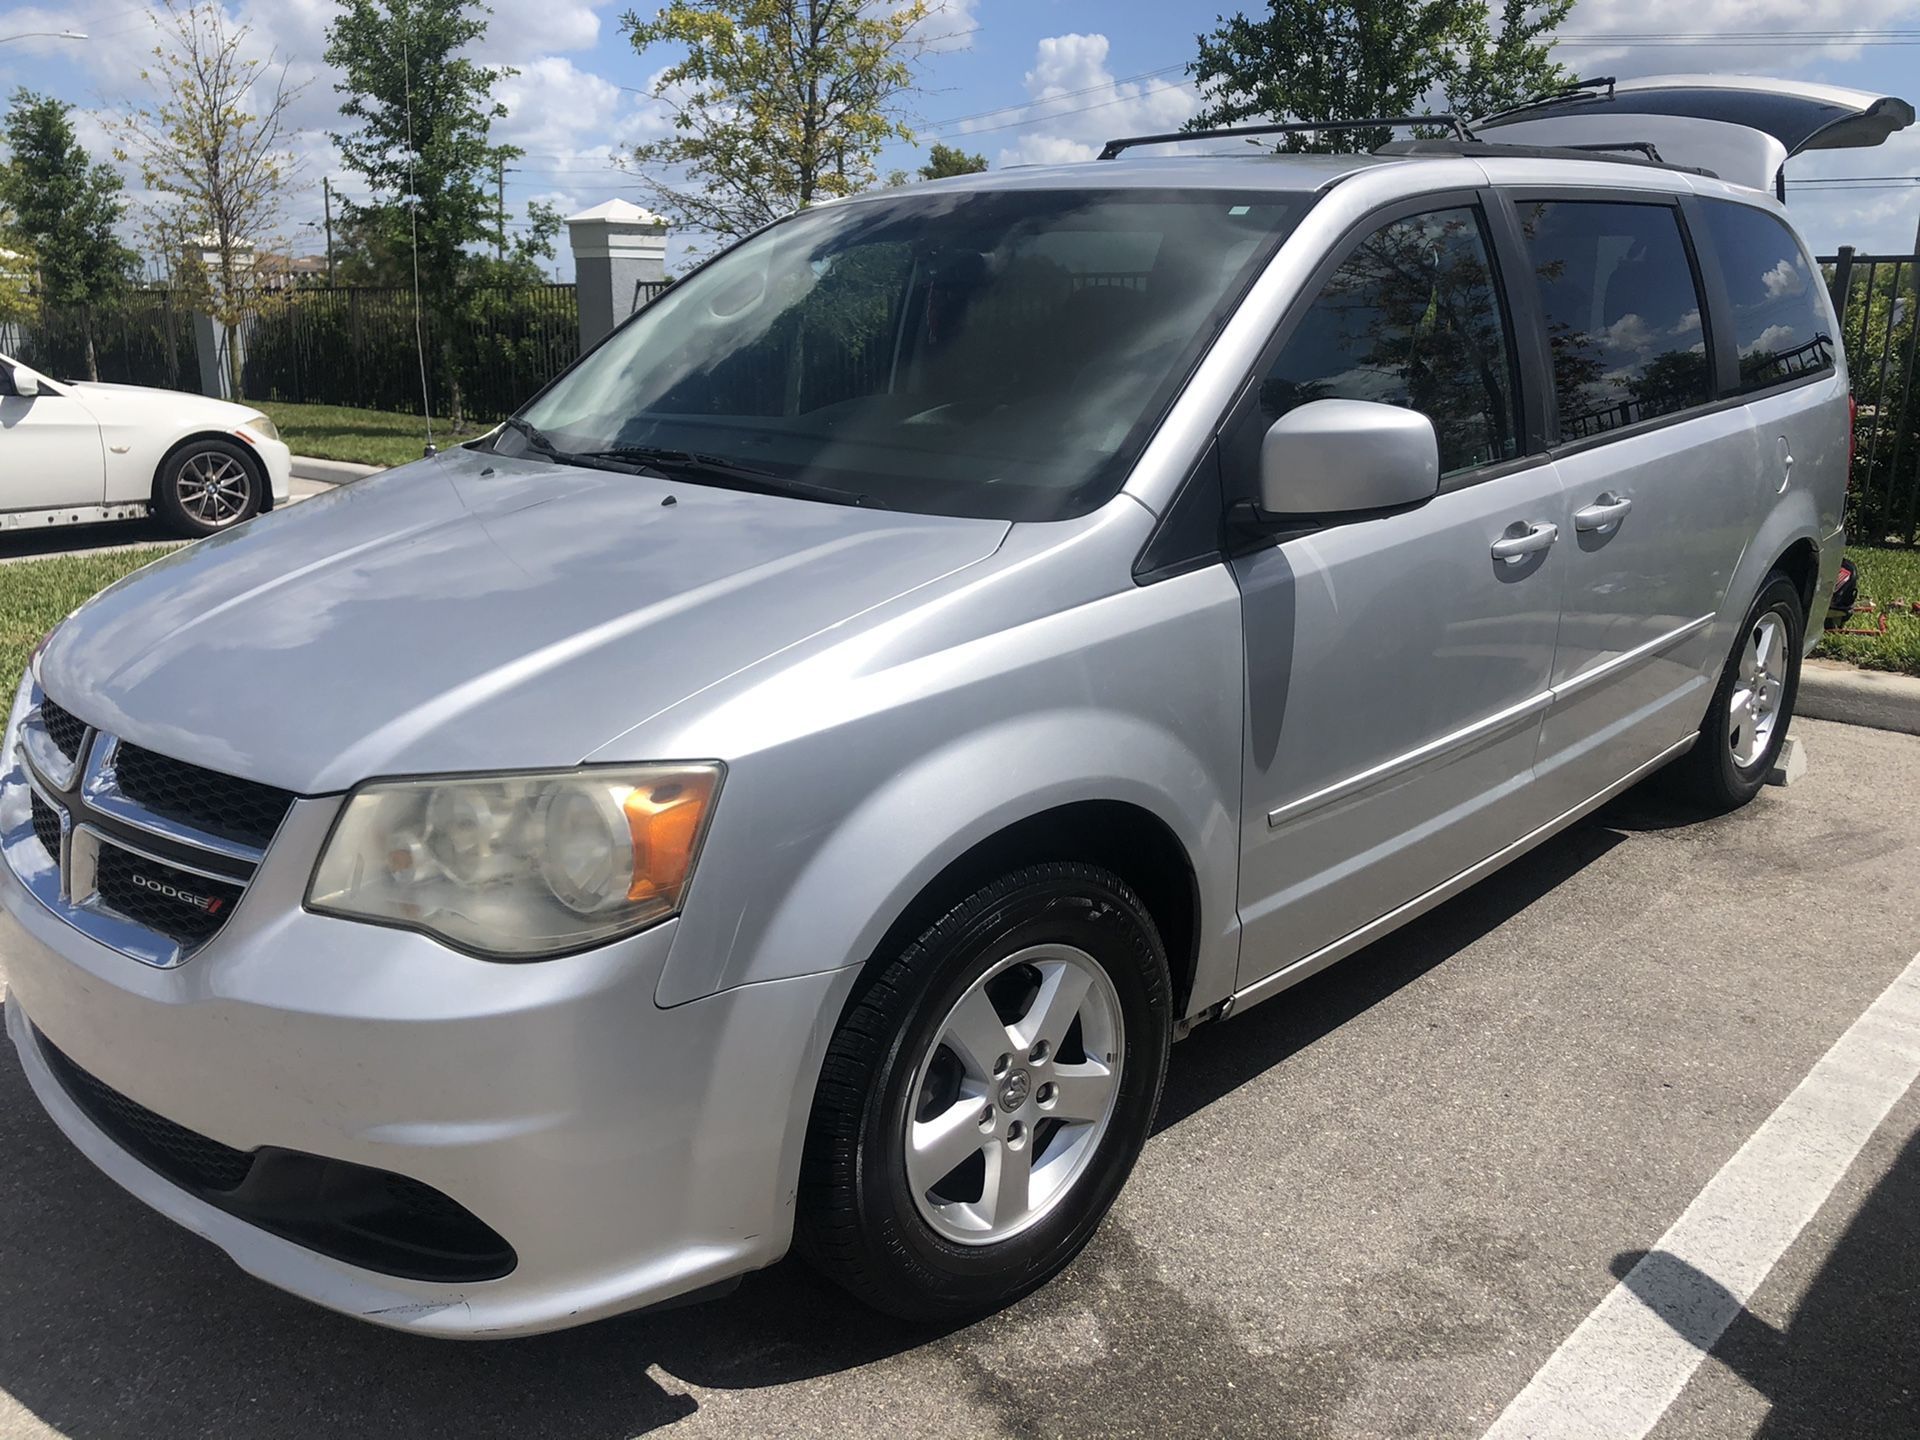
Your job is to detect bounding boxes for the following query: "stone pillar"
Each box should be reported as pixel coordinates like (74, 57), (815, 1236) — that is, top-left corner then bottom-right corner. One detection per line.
(188, 239), (253, 400)
(567, 200), (668, 350)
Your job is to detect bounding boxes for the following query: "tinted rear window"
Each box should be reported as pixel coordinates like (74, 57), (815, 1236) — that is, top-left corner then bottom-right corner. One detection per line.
(1696, 199), (1834, 394)
(1516, 200), (1711, 441)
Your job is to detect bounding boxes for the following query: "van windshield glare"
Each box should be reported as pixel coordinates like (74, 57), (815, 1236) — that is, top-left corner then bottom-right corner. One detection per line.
(509, 190), (1297, 521)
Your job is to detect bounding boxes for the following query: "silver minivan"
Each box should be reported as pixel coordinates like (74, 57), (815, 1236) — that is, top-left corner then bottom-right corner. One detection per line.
(2, 77), (1908, 1335)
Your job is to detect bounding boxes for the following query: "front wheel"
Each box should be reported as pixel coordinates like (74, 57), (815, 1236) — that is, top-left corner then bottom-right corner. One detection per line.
(798, 863), (1171, 1321)
(155, 438), (264, 537)
(1669, 570), (1805, 813)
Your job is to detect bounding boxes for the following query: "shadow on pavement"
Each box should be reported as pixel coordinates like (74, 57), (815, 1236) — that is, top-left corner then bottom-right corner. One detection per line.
(0, 518), (179, 561)
(0, 813), (1637, 1438)
(1610, 1123), (1920, 1437)
(1157, 813), (1628, 1132)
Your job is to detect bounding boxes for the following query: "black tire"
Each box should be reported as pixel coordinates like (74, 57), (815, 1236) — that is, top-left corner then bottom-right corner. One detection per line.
(1668, 570), (1805, 813)
(155, 437), (264, 537)
(798, 862), (1171, 1322)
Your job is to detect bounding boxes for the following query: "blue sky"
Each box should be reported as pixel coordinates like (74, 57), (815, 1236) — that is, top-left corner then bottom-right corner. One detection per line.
(2, 0), (1919, 278)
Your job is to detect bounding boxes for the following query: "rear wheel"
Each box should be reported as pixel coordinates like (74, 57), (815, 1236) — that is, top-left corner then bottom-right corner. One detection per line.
(798, 863), (1171, 1321)
(155, 438), (263, 537)
(1669, 570), (1804, 812)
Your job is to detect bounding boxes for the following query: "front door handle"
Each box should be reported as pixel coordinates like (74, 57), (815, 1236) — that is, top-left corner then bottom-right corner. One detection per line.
(1573, 493), (1634, 533)
(1492, 521), (1559, 563)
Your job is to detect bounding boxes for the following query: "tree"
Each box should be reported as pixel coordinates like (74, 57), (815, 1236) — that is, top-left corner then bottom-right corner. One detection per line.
(919, 143), (986, 181)
(0, 205), (35, 328)
(327, 0), (535, 423)
(1, 91), (137, 379)
(1449, 0), (1573, 120)
(621, 0), (936, 241)
(113, 0), (304, 396)
(1187, 0), (1571, 152)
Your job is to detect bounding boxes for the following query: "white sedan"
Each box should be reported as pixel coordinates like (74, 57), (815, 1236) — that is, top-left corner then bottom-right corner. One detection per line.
(0, 353), (292, 538)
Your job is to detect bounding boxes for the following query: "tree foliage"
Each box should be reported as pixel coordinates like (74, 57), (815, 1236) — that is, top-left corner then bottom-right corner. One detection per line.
(326, 0), (539, 284)
(919, 143), (986, 181)
(1188, 0), (1571, 151)
(0, 203), (35, 327)
(622, 0), (938, 241)
(0, 92), (136, 311)
(1449, 0), (1575, 120)
(112, 0), (304, 391)
(327, 0), (555, 419)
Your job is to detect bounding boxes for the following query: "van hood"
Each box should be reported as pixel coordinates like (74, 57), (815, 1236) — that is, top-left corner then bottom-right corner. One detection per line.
(38, 449), (1010, 793)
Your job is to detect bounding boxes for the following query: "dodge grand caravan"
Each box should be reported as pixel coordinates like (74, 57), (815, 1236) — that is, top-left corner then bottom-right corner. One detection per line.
(3, 76), (1905, 1335)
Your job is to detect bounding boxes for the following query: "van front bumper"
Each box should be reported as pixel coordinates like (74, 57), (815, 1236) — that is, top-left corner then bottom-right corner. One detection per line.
(0, 842), (853, 1338)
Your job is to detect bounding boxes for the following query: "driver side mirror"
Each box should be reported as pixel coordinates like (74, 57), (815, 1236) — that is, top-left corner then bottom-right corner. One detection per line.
(7, 364), (40, 399)
(1256, 399), (1439, 521)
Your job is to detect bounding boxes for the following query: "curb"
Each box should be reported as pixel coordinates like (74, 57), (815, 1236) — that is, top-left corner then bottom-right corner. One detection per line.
(290, 456), (385, 485)
(1797, 658), (1920, 737)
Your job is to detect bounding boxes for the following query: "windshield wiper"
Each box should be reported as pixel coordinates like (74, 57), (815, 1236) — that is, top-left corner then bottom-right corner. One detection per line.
(572, 445), (884, 509)
(501, 414), (566, 462)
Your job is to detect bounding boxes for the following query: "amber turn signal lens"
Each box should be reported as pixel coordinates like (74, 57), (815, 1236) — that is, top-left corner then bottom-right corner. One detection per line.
(622, 770), (719, 902)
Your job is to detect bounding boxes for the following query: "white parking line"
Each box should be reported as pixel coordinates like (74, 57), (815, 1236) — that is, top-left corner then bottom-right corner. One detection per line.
(1481, 946), (1920, 1440)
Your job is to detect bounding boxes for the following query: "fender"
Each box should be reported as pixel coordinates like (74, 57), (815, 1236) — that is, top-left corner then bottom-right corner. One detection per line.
(637, 525), (1250, 1011)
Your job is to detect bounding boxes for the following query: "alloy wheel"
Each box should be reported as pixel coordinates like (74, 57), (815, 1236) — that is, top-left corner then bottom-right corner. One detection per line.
(906, 943), (1125, 1246)
(1729, 610), (1789, 769)
(175, 450), (253, 527)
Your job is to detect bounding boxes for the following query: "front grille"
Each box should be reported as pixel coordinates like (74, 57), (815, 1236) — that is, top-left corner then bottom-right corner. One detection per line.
(36, 1028), (517, 1282)
(38, 697), (88, 765)
(40, 1032), (254, 1191)
(112, 743), (295, 852)
(93, 844), (244, 945)
(30, 792), (62, 860)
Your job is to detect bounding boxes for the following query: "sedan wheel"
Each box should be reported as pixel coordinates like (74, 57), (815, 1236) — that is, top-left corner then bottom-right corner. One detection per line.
(156, 439), (264, 537)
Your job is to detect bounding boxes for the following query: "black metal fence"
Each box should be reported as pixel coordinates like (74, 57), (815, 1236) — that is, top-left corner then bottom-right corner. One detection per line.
(8, 280), (673, 423)
(241, 283), (588, 421)
(7, 290), (197, 391)
(1824, 246), (1920, 546)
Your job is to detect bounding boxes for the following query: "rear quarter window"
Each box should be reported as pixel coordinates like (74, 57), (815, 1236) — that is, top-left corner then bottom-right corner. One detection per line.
(1696, 199), (1835, 394)
(1514, 199), (1712, 442)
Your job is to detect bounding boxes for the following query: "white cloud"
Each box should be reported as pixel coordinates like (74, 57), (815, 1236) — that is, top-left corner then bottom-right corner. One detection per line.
(1743, 321), (1798, 355)
(1761, 257), (1808, 298)
(971, 33), (1197, 169)
(1555, 0), (1920, 72)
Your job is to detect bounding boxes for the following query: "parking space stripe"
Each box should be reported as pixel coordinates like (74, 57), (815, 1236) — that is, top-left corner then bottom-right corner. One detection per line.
(1481, 946), (1920, 1440)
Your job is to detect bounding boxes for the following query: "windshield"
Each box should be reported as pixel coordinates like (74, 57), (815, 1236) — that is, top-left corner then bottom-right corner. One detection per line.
(509, 188), (1297, 520)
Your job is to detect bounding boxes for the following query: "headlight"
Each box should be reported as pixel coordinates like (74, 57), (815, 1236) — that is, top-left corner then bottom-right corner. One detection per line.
(307, 764), (722, 958)
(243, 415), (280, 443)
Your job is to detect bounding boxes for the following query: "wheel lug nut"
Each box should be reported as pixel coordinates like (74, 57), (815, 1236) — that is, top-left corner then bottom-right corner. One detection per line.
(1006, 1120), (1026, 1148)
(993, 1054), (1010, 1076)
(1037, 1082), (1056, 1107)
(1028, 1040), (1049, 1064)
(978, 1108), (995, 1132)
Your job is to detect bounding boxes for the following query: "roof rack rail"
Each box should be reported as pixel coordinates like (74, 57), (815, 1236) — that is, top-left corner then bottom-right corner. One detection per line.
(1472, 76), (1616, 128)
(1097, 115), (1470, 161)
(1371, 136), (1716, 178)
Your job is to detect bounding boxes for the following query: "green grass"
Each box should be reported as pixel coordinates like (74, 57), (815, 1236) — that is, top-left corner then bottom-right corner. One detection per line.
(1812, 543), (1920, 677)
(0, 549), (178, 695)
(250, 401), (485, 468)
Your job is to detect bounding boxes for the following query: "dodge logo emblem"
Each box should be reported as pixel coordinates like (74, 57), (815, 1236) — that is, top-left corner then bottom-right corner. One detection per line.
(129, 871), (225, 915)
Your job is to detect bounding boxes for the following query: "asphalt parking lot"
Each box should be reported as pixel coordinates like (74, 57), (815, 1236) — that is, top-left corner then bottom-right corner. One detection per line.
(1, 715), (1916, 1439)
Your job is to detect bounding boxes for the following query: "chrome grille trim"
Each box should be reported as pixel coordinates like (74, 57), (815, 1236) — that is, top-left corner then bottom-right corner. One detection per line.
(3, 678), (281, 968)
(83, 735), (268, 866)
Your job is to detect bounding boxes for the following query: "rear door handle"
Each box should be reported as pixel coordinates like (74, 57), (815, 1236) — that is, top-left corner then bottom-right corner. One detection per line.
(1492, 522), (1558, 563)
(1573, 493), (1634, 532)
